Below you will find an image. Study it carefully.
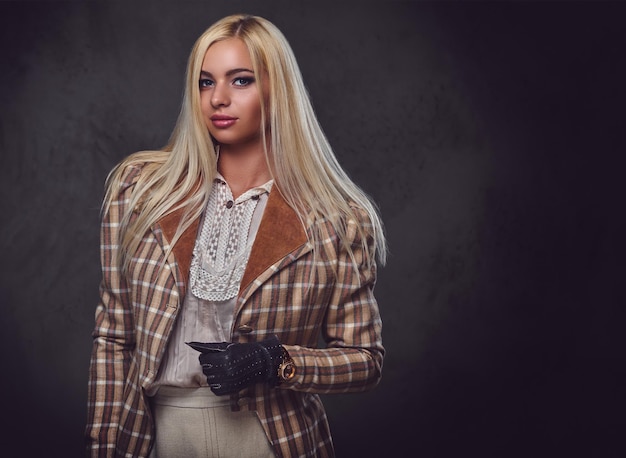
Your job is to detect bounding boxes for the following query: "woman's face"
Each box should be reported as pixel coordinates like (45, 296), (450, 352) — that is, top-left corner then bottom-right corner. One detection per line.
(199, 38), (267, 150)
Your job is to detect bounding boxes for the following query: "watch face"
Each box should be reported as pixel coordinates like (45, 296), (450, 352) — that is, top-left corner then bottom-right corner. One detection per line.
(282, 362), (295, 380)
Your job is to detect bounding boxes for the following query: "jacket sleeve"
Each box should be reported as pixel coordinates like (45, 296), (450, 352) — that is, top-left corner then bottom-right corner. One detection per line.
(85, 165), (142, 457)
(282, 210), (385, 394)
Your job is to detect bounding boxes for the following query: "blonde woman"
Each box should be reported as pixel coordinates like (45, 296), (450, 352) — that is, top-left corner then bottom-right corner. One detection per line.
(86, 14), (387, 458)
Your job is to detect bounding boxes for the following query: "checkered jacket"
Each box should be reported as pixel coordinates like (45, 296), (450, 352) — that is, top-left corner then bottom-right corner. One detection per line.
(85, 163), (384, 457)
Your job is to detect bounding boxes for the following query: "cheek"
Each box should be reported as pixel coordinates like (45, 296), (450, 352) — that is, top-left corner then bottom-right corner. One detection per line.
(200, 93), (211, 117)
(250, 98), (263, 122)
(254, 102), (263, 122)
(200, 95), (216, 131)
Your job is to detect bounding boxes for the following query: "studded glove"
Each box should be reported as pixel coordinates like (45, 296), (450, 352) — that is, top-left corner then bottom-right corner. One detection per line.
(186, 335), (283, 396)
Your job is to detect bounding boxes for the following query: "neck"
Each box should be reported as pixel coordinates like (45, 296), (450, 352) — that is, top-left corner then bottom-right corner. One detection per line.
(217, 143), (271, 199)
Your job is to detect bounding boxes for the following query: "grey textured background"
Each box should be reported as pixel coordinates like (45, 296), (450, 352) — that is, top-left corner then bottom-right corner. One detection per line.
(1, 1), (624, 457)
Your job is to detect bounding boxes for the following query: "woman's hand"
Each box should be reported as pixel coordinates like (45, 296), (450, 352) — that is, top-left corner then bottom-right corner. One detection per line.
(187, 336), (283, 395)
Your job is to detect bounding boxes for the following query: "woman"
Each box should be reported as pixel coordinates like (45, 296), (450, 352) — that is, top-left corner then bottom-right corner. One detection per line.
(86, 14), (387, 458)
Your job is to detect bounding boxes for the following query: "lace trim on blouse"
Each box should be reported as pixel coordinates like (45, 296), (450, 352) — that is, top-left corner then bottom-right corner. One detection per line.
(189, 176), (273, 302)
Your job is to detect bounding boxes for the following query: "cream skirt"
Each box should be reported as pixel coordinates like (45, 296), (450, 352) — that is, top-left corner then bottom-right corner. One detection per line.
(149, 386), (275, 458)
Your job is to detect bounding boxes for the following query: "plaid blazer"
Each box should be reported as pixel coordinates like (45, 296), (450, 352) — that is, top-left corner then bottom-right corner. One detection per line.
(86, 163), (384, 457)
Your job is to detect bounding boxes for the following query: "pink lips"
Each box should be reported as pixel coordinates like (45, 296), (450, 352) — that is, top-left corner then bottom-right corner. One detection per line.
(210, 114), (237, 128)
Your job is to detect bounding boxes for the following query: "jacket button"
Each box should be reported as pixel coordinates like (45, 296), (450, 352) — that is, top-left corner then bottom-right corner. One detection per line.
(238, 324), (253, 334)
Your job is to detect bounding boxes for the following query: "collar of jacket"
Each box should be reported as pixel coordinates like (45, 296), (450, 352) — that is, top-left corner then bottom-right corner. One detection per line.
(156, 186), (309, 300)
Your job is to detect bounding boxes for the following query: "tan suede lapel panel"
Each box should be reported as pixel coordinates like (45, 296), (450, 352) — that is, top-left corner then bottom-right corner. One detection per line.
(156, 187), (306, 298)
(158, 208), (200, 290)
(239, 189), (308, 295)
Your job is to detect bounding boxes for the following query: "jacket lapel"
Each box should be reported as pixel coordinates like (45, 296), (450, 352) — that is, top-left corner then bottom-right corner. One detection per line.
(239, 188), (309, 298)
(156, 186), (309, 303)
(157, 208), (200, 298)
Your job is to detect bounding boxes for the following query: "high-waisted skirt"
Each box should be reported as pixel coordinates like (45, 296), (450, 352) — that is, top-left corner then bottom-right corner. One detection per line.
(149, 386), (275, 458)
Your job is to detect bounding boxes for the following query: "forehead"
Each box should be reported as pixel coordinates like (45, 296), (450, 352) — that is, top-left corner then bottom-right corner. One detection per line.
(201, 38), (253, 71)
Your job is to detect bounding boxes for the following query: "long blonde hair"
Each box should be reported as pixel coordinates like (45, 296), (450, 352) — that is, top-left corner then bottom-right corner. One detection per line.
(104, 14), (387, 275)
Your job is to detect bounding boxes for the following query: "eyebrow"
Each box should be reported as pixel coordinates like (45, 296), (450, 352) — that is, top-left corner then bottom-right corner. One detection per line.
(200, 68), (254, 78)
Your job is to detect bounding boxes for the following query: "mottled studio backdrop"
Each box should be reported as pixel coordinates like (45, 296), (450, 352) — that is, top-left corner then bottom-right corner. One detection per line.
(1, 1), (624, 457)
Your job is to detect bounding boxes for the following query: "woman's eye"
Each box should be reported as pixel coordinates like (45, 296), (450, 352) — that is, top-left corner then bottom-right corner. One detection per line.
(233, 77), (254, 87)
(199, 79), (214, 88)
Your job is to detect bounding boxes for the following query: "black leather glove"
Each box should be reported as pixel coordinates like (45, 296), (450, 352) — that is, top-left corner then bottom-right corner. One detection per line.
(186, 335), (283, 396)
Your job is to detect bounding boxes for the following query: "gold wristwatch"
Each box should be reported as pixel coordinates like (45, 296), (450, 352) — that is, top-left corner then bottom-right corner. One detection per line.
(278, 348), (296, 382)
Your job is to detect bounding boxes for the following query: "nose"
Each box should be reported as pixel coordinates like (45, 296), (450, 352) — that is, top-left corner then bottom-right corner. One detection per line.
(211, 82), (230, 108)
